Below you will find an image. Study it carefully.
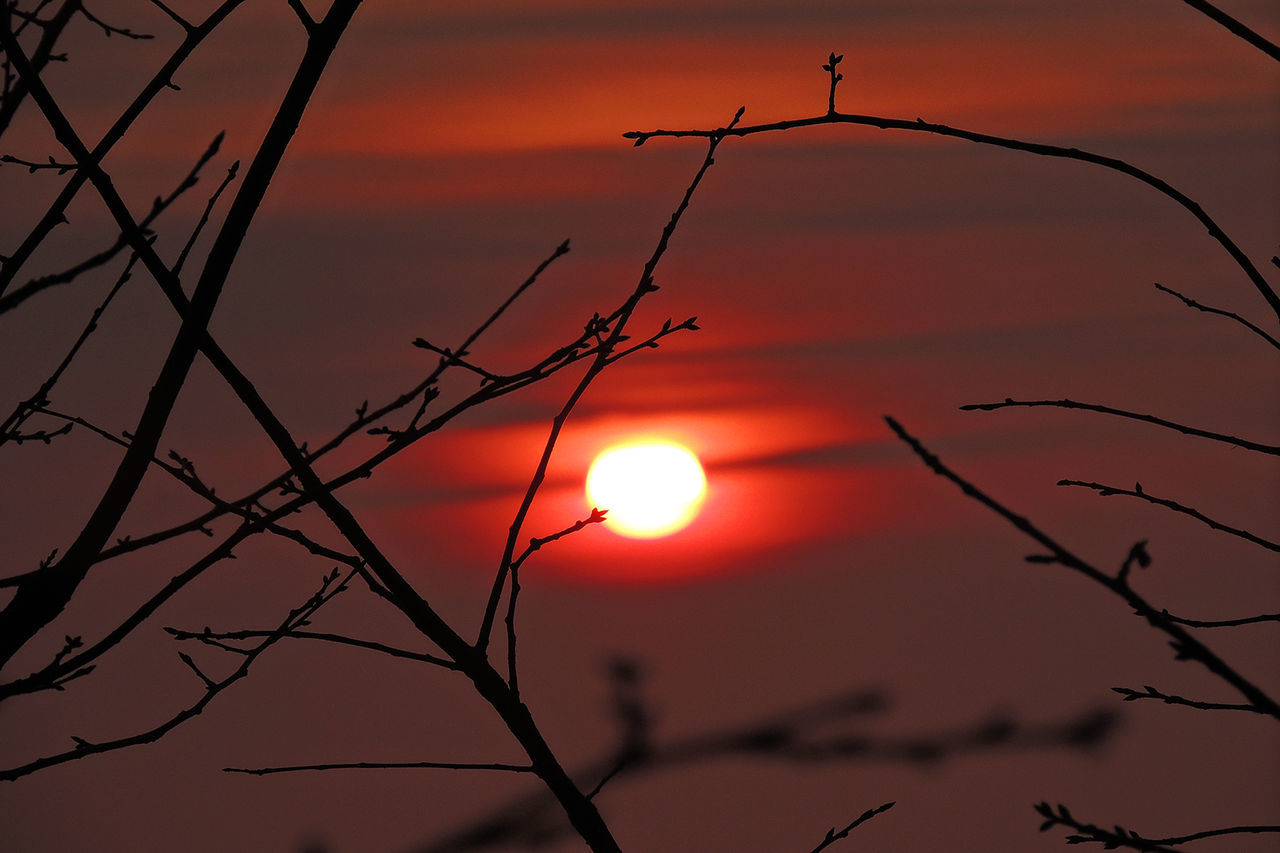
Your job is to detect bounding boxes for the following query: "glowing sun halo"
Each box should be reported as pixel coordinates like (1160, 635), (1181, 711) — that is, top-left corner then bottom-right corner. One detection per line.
(586, 441), (707, 539)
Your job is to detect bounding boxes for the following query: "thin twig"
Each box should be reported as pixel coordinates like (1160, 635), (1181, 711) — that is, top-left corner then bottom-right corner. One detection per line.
(0, 568), (353, 782)
(1158, 610), (1280, 628)
(505, 508), (608, 693)
(0, 133), (225, 314)
(962, 398), (1280, 455)
(477, 107), (741, 655)
(884, 416), (1280, 720)
(0, 0), (249, 298)
(225, 760), (534, 776)
(0, 251), (142, 444)
(77, 4), (152, 39)
(173, 158), (239, 275)
(1036, 802), (1279, 851)
(147, 0), (193, 32)
(1060, 479), (1280, 552)
(1154, 282), (1280, 352)
(166, 627), (459, 670)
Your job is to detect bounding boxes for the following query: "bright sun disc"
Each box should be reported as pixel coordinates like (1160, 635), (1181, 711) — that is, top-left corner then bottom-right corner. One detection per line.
(586, 441), (707, 539)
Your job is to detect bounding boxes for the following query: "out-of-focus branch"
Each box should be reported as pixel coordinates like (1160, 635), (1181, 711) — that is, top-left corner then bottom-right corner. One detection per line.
(409, 671), (1118, 853)
(961, 398), (1280, 456)
(1059, 479), (1280, 552)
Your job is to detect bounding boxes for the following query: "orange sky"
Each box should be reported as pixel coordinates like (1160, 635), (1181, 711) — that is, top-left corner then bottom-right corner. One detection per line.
(1, 2), (1278, 852)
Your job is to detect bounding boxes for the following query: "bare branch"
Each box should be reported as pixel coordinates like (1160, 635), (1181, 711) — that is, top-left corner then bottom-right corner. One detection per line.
(0, 0), (249, 298)
(505, 509), (609, 693)
(1036, 802), (1279, 851)
(1060, 479), (1280, 552)
(1178, 0), (1280, 61)
(225, 760), (534, 776)
(147, 0), (193, 32)
(962, 398), (1280, 456)
(0, 132), (224, 314)
(1154, 282), (1280, 352)
(0, 251), (141, 446)
(1158, 610), (1280, 628)
(166, 626), (459, 670)
(0, 152), (75, 173)
(476, 108), (740, 654)
(0, 0), (76, 136)
(0, 0), (368, 676)
(624, 94), (1280, 324)
(0, 568), (353, 782)
(173, 157), (239, 275)
(76, 4), (153, 40)
(884, 416), (1280, 721)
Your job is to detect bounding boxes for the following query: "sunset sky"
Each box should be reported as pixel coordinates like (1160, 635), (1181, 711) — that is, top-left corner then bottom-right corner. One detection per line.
(1, 1), (1277, 851)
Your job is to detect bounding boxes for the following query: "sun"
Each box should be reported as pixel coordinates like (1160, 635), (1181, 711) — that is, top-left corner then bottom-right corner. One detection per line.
(586, 440), (707, 539)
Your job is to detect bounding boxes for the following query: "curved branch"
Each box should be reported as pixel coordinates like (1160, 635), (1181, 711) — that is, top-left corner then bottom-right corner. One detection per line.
(1059, 479), (1280, 552)
(962, 398), (1280, 455)
(1158, 610), (1280, 628)
(1154, 283), (1280, 352)
(625, 113), (1280, 325)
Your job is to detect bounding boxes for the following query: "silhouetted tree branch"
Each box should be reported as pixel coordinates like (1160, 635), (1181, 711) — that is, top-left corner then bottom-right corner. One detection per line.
(1153, 282), (1280, 352)
(1177, 0), (1280, 61)
(2, 6), (1272, 852)
(1036, 802), (1279, 852)
(1059, 479), (1280, 552)
(624, 53), (1280, 326)
(961, 398), (1280, 456)
(0, 567), (356, 782)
